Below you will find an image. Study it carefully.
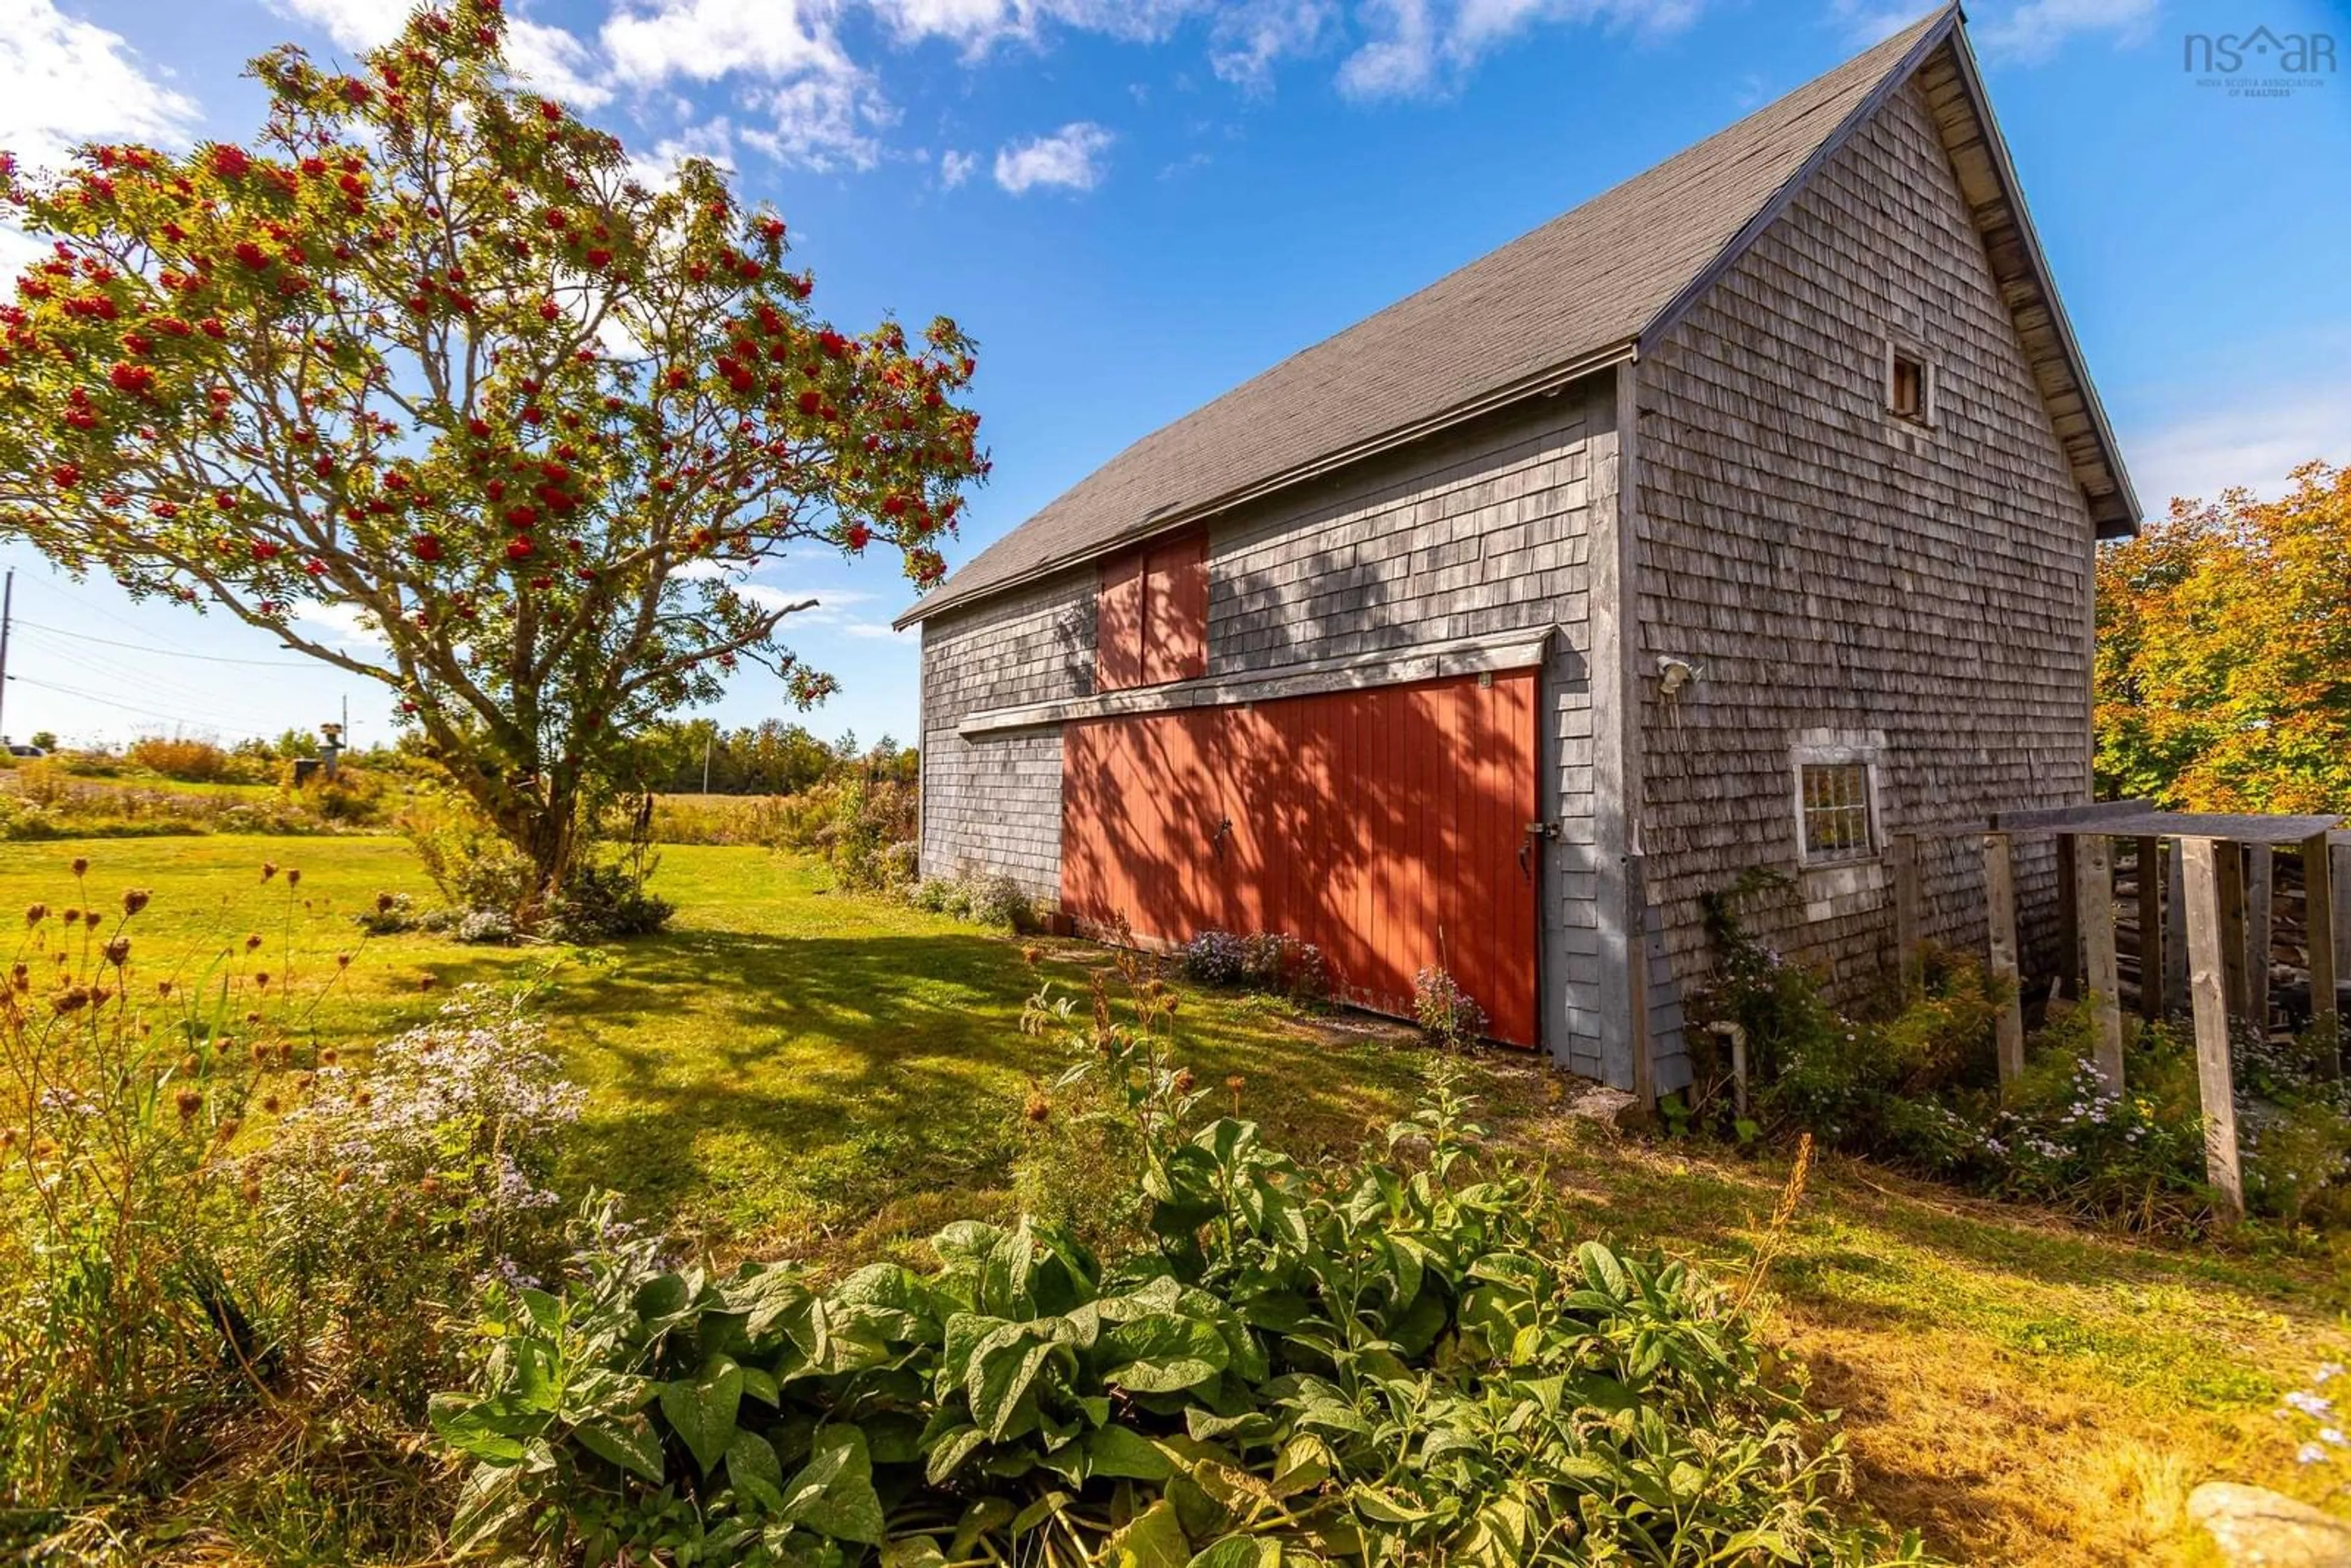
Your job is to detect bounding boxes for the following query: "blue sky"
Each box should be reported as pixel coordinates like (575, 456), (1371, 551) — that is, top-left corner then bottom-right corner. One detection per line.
(0, 0), (2345, 753)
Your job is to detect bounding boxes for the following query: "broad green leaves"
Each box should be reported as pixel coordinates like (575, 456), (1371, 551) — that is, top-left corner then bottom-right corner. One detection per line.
(430, 1071), (1932, 1567)
(658, 1355), (743, 1474)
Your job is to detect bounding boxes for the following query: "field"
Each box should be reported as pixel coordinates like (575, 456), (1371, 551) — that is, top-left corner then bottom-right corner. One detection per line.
(4, 833), (2347, 1565)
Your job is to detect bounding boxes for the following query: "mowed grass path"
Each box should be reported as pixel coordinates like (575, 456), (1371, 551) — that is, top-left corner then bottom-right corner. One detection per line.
(0, 835), (1431, 1255)
(8, 834), (2349, 1562)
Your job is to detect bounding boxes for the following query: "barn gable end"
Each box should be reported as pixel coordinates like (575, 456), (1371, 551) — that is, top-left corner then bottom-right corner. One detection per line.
(1630, 54), (2101, 1065)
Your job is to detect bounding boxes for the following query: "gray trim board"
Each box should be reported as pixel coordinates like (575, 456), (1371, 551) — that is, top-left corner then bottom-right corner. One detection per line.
(958, 627), (1554, 737)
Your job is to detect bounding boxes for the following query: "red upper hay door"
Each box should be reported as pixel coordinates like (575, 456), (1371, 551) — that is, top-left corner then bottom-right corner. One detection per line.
(1060, 671), (1540, 1046)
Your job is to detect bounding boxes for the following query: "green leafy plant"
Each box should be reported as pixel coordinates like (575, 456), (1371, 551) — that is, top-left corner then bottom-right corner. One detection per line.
(433, 1013), (1932, 1565)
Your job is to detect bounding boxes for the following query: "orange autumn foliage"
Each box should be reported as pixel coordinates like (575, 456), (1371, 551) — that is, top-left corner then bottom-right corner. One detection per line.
(2094, 460), (2351, 812)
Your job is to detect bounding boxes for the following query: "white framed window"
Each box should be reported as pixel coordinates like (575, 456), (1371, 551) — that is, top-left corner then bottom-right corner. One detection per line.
(1798, 761), (1876, 864)
(1883, 339), (1937, 427)
(1789, 732), (1886, 868)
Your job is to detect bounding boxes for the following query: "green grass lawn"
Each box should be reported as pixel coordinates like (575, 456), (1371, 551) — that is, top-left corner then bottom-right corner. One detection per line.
(5, 833), (2346, 1566)
(0, 835), (1430, 1257)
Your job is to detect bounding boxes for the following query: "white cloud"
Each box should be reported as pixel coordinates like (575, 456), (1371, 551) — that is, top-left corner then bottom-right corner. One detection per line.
(508, 18), (615, 108)
(742, 72), (898, 171)
(0, 0), (201, 173)
(270, 0), (397, 50)
(994, 121), (1114, 193)
(1208, 0), (1337, 87)
(1338, 0), (1438, 96)
(939, 148), (978, 187)
(603, 0), (849, 84)
(623, 117), (739, 191)
(1974, 0), (2156, 64)
(295, 600), (388, 650)
(1340, 0), (1705, 99)
(2124, 383), (2351, 514)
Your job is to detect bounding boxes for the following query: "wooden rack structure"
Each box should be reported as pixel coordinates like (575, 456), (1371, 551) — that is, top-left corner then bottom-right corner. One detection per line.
(1899, 803), (2347, 1218)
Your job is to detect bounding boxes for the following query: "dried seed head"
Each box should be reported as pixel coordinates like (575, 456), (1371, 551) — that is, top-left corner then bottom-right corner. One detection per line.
(82, 911), (100, 930)
(156, 979), (173, 998)
(336, 953), (351, 968)
(285, 869), (301, 888)
(260, 863), (277, 882)
(69, 857), (88, 878)
(174, 1087), (203, 1120)
(260, 1094), (280, 1114)
(61, 908), (79, 925)
(419, 975), (436, 991)
(320, 1048), (338, 1066)
(24, 904), (45, 926)
(102, 937), (130, 967)
(1173, 1068), (1196, 1093)
(1023, 1092), (1052, 1124)
(244, 934), (263, 951)
(179, 1053), (199, 1075)
(375, 891), (396, 913)
(244, 1011), (262, 1026)
(122, 890), (149, 917)
(240, 1176), (262, 1206)
(254, 972), (269, 990)
(1225, 1075), (1246, 1092)
(51, 988), (89, 1015)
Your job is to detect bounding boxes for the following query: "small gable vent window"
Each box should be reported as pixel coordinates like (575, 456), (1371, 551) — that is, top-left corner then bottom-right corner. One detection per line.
(1798, 761), (1876, 865)
(1097, 531), (1207, 692)
(1884, 340), (1936, 427)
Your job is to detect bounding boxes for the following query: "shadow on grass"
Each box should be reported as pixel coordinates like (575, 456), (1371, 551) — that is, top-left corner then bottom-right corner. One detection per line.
(414, 926), (1433, 1252)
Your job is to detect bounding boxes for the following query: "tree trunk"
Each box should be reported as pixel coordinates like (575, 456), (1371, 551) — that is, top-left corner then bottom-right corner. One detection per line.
(487, 787), (580, 921)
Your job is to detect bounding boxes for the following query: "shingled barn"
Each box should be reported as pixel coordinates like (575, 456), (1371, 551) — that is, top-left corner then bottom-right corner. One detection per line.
(896, 3), (2139, 1098)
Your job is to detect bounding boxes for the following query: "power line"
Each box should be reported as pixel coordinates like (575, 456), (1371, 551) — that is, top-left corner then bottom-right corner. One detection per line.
(10, 617), (323, 669)
(10, 627), (300, 718)
(6, 675), (279, 740)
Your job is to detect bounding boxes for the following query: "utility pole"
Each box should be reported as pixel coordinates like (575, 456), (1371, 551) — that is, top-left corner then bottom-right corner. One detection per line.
(342, 692), (349, 754)
(0, 568), (13, 748)
(701, 729), (714, 794)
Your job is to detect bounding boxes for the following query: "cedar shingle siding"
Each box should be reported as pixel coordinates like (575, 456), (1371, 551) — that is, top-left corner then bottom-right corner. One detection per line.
(910, 10), (2133, 1095)
(1633, 73), (2097, 1063)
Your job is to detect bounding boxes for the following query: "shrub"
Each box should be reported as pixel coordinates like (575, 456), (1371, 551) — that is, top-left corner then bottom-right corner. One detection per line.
(126, 735), (247, 783)
(907, 869), (1030, 929)
(246, 988), (583, 1412)
(962, 871), (1032, 930)
(774, 775), (920, 890)
(397, 789), (539, 918)
(547, 857), (677, 941)
(433, 1024), (1930, 1567)
(1414, 963), (1488, 1046)
(1179, 928), (1334, 1003)
(1179, 928), (1248, 987)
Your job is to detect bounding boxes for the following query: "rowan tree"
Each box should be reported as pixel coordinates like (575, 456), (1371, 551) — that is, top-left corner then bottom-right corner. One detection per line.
(2094, 462), (2351, 812)
(0, 0), (985, 906)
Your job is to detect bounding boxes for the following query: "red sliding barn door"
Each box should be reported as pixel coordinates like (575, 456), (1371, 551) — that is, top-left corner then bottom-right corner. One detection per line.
(1061, 671), (1539, 1046)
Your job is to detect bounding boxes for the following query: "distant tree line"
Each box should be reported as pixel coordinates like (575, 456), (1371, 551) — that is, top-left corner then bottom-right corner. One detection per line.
(631, 719), (917, 796)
